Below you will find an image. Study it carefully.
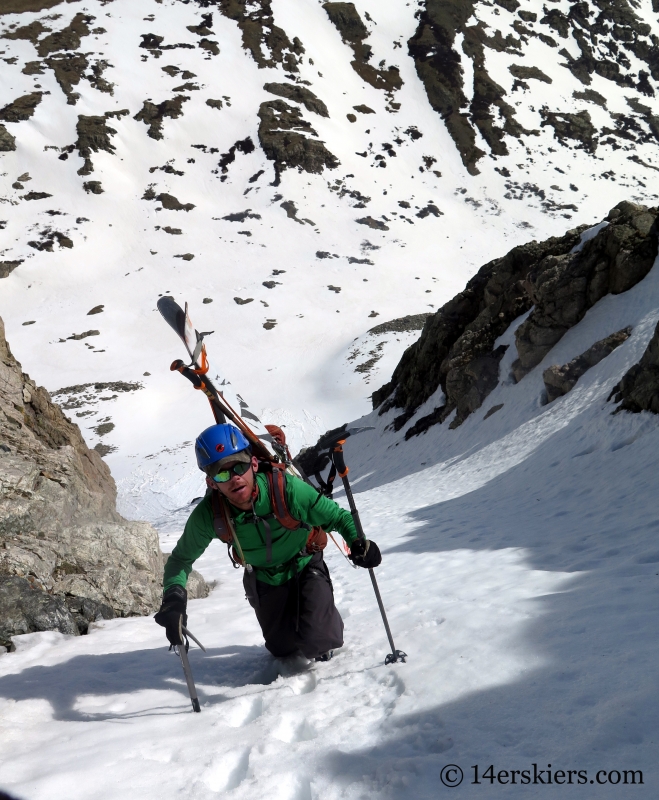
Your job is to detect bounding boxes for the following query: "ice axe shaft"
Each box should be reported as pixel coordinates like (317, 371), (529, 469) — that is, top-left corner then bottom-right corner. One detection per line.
(176, 641), (201, 712)
(332, 441), (406, 665)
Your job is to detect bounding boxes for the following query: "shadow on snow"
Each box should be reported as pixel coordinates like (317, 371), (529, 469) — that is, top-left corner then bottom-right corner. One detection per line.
(0, 644), (279, 722)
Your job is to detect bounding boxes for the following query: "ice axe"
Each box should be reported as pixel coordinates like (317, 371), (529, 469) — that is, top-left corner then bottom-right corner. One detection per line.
(327, 435), (407, 666)
(173, 626), (206, 713)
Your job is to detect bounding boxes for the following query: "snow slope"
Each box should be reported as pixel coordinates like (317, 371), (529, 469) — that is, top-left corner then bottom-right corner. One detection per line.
(1, 0), (659, 516)
(2, 1), (659, 797)
(3, 242), (659, 799)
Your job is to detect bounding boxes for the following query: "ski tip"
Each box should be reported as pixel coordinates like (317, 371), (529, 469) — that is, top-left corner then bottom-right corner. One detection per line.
(157, 295), (180, 313)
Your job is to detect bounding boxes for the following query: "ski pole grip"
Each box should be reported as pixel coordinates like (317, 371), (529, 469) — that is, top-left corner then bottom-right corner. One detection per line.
(171, 360), (205, 390)
(332, 442), (348, 477)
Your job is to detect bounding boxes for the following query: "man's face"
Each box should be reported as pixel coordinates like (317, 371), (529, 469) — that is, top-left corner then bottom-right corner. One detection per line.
(214, 456), (259, 508)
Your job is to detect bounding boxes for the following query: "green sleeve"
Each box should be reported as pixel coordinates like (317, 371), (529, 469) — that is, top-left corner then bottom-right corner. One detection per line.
(286, 474), (358, 545)
(163, 495), (216, 591)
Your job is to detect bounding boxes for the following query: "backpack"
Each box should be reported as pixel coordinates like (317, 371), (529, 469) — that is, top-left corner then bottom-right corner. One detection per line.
(209, 460), (327, 568)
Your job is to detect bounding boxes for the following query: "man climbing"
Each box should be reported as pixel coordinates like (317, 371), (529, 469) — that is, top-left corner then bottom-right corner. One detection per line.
(155, 423), (382, 662)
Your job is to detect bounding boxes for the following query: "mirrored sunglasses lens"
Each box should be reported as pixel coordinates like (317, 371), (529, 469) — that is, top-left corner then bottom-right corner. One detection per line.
(213, 462), (250, 483)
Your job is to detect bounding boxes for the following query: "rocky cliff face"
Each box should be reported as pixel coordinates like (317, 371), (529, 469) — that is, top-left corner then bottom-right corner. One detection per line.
(373, 201), (659, 434)
(610, 321), (659, 414)
(0, 316), (164, 649)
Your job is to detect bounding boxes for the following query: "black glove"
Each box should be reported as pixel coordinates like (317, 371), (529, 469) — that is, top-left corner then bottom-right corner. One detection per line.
(154, 585), (187, 646)
(349, 538), (382, 569)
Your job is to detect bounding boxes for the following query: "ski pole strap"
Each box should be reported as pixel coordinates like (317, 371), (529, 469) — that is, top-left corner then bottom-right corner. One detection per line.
(314, 460), (337, 498)
(311, 451), (337, 498)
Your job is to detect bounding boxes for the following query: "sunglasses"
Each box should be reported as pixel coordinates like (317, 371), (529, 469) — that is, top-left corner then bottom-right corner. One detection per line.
(212, 462), (251, 483)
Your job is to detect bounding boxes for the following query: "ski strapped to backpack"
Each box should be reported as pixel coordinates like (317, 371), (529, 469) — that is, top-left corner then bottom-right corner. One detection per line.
(209, 460), (327, 569)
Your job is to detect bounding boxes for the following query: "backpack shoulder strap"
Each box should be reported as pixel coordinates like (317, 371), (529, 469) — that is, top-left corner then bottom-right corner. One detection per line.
(210, 489), (233, 543)
(265, 463), (302, 531)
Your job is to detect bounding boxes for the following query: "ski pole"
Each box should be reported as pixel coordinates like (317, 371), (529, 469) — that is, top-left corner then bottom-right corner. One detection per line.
(331, 440), (407, 666)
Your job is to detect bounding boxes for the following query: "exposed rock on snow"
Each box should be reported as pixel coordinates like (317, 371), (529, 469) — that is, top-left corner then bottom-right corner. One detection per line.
(573, 88), (607, 108)
(83, 181), (103, 194)
(27, 229), (72, 251)
(408, 0), (659, 174)
(134, 95), (189, 140)
(373, 225), (586, 429)
(0, 318), (163, 649)
(222, 209), (261, 222)
(374, 202), (658, 434)
(0, 124), (16, 151)
(217, 136), (255, 178)
(155, 192), (195, 212)
(610, 320), (659, 414)
(258, 99), (339, 183)
(263, 81), (329, 117)
(408, 0), (502, 175)
(323, 2), (403, 96)
(2, 12), (99, 104)
(543, 327), (632, 404)
(35, 12), (93, 57)
(356, 216), (388, 230)
(217, 0), (304, 72)
(74, 114), (118, 176)
(0, 260), (23, 278)
(22, 190), (52, 200)
(279, 199), (314, 225)
(0, 91), (43, 122)
(368, 313), (430, 335)
(508, 64), (552, 84)
(540, 109), (597, 153)
(512, 202), (658, 381)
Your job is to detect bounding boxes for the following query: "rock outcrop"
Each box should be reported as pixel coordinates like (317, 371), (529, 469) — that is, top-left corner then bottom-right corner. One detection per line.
(407, 0), (659, 174)
(323, 2), (403, 98)
(373, 201), (658, 434)
(0, 124), (16, 151)
(512, 203), (658, 381)
(218, 0), (304, 72)
(610, 321), (659, 414)
(373, 225), (587, 432)
(263, 82), (329, 117)
(543, 328), (632, 404)
(258, 99), (339, 184)
(0, 317), (164, 649)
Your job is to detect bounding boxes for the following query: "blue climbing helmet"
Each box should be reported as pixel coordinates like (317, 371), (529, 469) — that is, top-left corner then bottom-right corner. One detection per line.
(195, 423), (251, 473)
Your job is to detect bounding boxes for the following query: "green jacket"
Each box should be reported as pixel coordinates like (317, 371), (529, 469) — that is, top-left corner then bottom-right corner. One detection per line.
(163, 471), (358, 588)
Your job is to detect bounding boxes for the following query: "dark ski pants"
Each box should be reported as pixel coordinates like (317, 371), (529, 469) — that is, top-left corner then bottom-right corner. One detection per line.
(243, 552), (344, 659)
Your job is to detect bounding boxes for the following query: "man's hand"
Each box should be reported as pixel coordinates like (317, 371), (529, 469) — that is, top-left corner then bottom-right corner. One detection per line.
(154, 585), (187, 646)
(349, 538), (382, 569)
